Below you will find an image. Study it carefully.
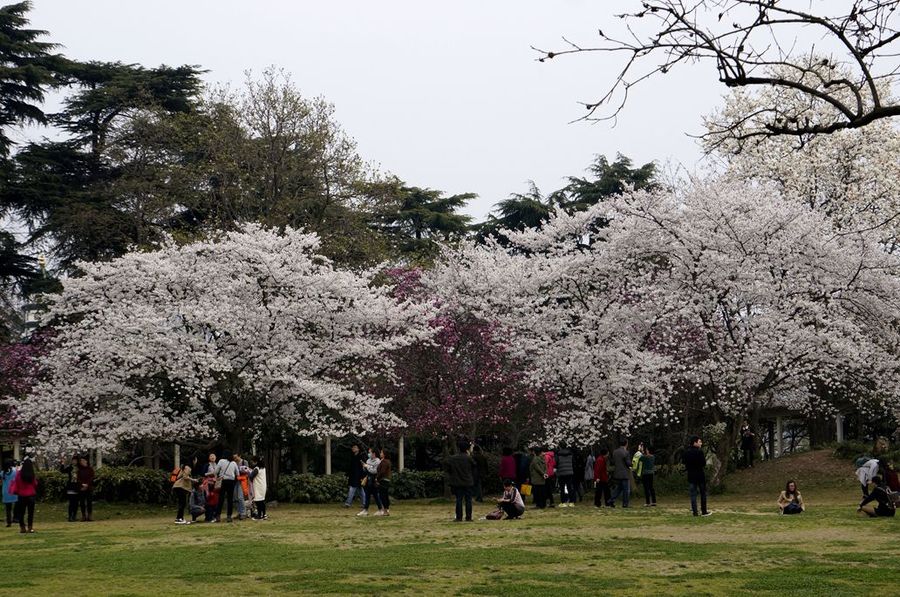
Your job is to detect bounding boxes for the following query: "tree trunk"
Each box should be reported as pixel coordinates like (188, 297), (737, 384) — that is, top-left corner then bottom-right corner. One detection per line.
(710, 417), (742, 488)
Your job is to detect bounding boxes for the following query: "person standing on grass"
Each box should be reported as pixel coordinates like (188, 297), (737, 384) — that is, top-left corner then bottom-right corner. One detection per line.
(375, 448), (392, 516)
(2, 459), (18, 527)
(446, 441), (475, 522)
(583, 450), (596, 502)
(857, 476), (896, 518)
(496, 479), (525, 519)
(215, 451), (239, 522)
(357, 446), (382, 517)
(641, 445), (657, 507)
(472, 445), (488, 503)
(344, 443), (366, 508)
(172, 462), (195, 524)
(777, 480), (804, 515)
(683, 436), (710, 517)
(593, 447), (611, 508)
(77, 456), (95, 522)
(607, 438), (632, 508)
(233, 454), (249, 520)
(529, 446), (548, 509)
(544, 447), (557, 508)
(203, 453), (217, 479)
(740, 425), (756, 468)
(249, 456), (267, 520)
(10, 459), (37, 533)
(555, 442), (576, 508)
(499, 447), (516, 487)
(61, 455), (79, 522)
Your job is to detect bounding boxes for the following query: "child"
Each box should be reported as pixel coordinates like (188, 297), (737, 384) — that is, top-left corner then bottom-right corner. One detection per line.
(249, 456), (267, 520)
(203, 478), (219, 522)
(233, 454), (248, 520)
(1, 459), (18, 527)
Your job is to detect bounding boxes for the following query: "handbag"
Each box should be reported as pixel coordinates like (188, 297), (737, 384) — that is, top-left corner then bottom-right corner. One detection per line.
(486, 509), (504, 520)
(520, 483), (532, 497)
(360, 476), (368, 487)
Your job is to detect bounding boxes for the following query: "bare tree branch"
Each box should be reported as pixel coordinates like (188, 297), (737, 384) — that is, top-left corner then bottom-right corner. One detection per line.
(535, 1), (900, 140)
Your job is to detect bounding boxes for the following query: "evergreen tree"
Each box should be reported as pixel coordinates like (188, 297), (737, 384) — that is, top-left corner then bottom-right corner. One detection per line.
(2, 61), (204, 269)
(558, 154), (657, 213)
(374, 184), (475, 258)
(0, 1), (59, 156)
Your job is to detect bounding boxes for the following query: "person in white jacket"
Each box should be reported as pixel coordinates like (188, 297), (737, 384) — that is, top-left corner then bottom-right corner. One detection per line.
(856, 458), (880, 498)
(249, 456), (268, 520)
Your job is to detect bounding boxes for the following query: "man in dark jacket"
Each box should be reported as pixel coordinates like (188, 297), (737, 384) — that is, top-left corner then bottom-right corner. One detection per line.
(607, 438), (632, 508)
(343, 443), (366, 508)
(445, 442), (475, 521)
(683, 435), (710, 516)
(555, 443), (576, 507)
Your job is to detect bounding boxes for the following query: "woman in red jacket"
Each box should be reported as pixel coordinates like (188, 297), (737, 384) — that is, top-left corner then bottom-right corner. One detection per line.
(499, 447), (517, 485)
(11, 459), (38, 533)
(77, 456), (95, 522)
(593, 447), (611, 508)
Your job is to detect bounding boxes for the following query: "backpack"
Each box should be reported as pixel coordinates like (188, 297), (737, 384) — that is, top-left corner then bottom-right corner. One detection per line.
(170, 467), (181, 483)
(888, 490), (900, 510)
(854, 456), (873, 469)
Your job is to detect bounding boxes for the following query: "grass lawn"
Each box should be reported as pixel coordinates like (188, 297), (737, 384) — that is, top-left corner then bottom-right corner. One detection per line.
(1, 451), (897, 596)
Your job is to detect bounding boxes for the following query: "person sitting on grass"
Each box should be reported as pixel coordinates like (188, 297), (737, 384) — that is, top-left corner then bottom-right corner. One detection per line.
(777, 480), (805, 514)
(857, 476), (897, 518)
(496, 478), (525, 519)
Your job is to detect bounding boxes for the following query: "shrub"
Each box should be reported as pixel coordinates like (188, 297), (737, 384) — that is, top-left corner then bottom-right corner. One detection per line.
(392, 470), (444, 499)
(36, 466), (170, 503)
(277, 473), (347, 504)
(832, 441), (900, 466)
(35, 469), (67, 502)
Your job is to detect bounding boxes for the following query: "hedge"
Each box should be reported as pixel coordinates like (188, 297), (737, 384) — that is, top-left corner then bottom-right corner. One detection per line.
(276, 470), (446, 504)
(36, 467), (170, 503)
(832, 441), (900, 466)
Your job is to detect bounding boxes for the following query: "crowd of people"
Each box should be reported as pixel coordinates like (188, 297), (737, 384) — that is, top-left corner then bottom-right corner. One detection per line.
(343, 444), (392, 517)
(1, 435), (897, 533)
(171, 451), (269, 524)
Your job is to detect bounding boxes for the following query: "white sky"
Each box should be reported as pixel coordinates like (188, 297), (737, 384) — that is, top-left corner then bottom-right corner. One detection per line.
(25, 0), (725, 221)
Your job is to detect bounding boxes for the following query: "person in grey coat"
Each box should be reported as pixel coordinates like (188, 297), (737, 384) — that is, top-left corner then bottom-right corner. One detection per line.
(606, 438), (632, 508)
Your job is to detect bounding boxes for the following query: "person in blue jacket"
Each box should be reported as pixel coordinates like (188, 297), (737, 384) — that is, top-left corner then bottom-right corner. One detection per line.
(2, 459), (18, 527)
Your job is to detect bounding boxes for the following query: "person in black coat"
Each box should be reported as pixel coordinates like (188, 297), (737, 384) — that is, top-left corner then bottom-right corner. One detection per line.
(682, 436), (710, 516)
(343, 443), (366, 508)
(445, 442), (475, 522)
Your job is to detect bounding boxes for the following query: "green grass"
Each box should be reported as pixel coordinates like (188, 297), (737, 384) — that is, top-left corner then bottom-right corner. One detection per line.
(2, 451), (898, 596)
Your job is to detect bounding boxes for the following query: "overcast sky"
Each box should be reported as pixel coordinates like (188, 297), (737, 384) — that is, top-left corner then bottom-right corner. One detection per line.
(26, 0), (725, 221)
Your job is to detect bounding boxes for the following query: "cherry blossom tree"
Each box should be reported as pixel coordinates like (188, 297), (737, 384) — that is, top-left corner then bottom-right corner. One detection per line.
(380, 268), (555, 447)
(11, 226), (434, 454)
(704, 63), (900, 250)
(0, 330), (50, 435)
(428, 180), (900, 481)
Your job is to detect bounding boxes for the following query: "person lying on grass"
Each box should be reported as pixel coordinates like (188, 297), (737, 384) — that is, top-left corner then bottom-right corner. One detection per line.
(777, 480), (804, 515)
(857, 476), (896, 518)
(496, 478), (525, 520)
